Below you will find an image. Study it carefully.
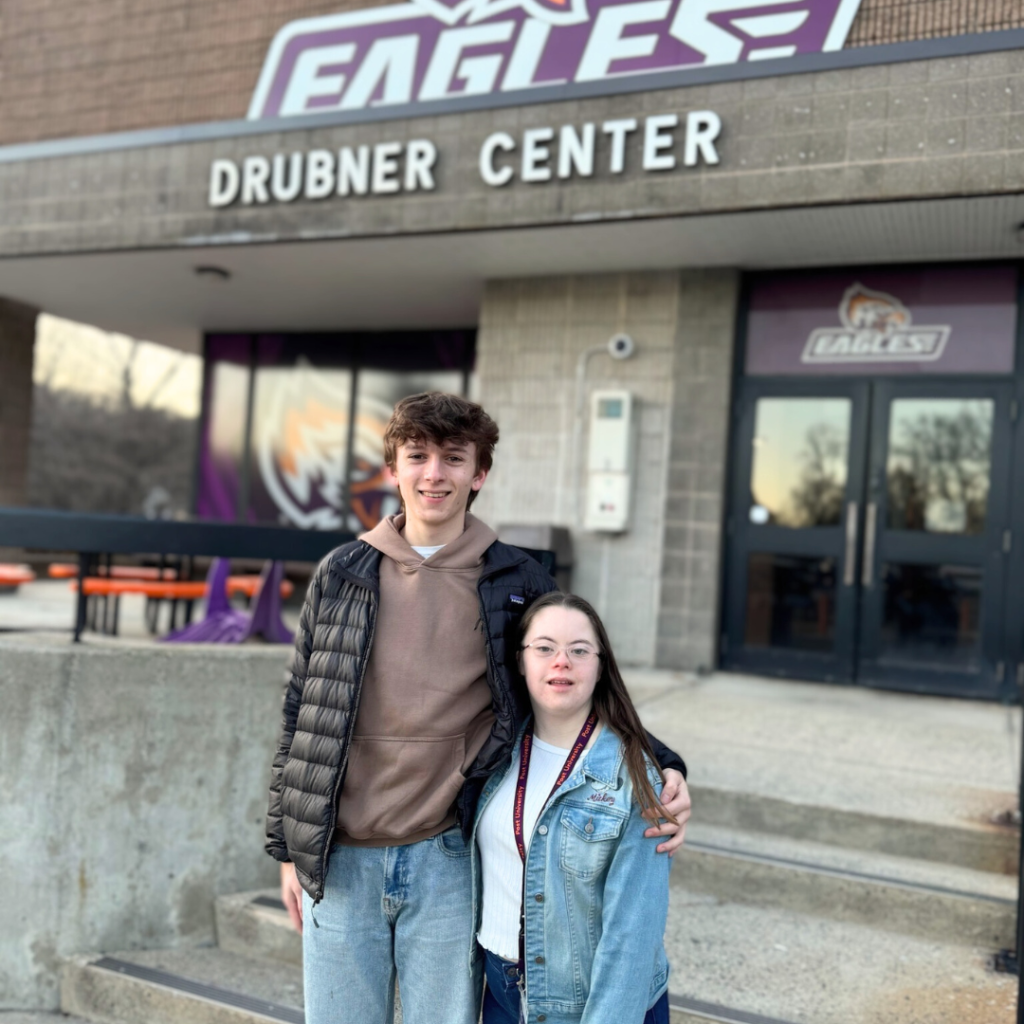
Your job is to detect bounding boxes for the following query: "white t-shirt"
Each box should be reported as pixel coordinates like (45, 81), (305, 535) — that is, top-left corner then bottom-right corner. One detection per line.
(411, 544), (445, 559)
(476, 737), (579, 960)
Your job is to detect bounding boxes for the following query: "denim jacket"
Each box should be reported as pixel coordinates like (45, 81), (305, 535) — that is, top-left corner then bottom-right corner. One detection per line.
(471, 722), (671, 1024)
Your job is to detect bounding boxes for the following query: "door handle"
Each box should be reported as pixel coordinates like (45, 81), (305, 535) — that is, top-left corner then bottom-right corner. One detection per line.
(843, 502), (858, 586)
(862, 502), (878, 587)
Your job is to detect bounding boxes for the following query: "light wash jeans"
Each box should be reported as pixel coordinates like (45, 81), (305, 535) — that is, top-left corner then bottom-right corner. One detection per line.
(302, 826), (483, 1024)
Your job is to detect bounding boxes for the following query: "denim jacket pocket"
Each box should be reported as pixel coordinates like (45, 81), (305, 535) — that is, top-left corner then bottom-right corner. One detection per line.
(558, 803), (626, 880)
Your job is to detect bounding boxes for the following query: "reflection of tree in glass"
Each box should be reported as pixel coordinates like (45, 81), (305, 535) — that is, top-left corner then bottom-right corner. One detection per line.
(779, 423), (846, 528)
(887, 402), (991, 534)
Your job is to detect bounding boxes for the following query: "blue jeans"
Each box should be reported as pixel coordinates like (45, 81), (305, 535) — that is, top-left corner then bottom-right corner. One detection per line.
(482, 948), (669, 1024)
(302, 828), (482, 1024)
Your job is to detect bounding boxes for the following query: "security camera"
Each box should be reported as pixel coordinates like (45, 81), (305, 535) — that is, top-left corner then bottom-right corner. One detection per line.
(608, 334), (635, 360)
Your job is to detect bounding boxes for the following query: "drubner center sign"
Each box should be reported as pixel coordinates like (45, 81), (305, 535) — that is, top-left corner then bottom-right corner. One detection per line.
(207, 109), (721, 206)
(209, 0), (863, 207)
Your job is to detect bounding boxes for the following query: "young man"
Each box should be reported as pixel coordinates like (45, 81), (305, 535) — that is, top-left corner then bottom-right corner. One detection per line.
(267, 392), (690, 1024)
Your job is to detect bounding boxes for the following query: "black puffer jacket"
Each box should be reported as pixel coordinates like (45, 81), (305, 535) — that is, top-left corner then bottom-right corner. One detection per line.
(266, 537), (686, 902)
(266, 537), (558, 900)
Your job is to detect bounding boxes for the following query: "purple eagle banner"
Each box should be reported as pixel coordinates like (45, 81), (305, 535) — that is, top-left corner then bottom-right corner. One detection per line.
(248, 0), (863, 120)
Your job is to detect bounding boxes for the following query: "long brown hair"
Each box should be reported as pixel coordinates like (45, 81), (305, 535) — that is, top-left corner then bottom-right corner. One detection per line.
(518, 592), (677, 825)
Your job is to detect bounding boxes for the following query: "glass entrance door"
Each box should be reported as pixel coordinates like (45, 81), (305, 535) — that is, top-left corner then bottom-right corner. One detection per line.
(722, 381), (870, 683)
(856, 382), (1013, 696)
(723, 380), (1015, 698)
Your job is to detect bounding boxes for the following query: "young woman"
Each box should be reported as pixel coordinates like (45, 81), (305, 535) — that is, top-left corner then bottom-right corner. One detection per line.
(471, 592), (674, 1024)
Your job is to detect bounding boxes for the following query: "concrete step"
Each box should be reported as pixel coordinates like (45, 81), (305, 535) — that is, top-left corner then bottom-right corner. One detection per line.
(68, 891), (1017, 1024)
(663, 889), (1017, 1024)
(216, 891), (299, 966)
(61, 948), (304, 1024)
(689, 782), (1019, 876)
(0, 1015), (96, 1024)
(678, 823), (1017, 948)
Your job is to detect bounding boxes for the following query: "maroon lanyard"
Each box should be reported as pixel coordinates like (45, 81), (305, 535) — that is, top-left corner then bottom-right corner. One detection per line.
(513, 712), (598, 971)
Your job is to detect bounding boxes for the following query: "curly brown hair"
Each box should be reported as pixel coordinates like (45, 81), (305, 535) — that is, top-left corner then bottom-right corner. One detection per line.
(383, 392), (499, 510)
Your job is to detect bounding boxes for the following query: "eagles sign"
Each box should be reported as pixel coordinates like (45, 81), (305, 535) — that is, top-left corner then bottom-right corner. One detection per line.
(248, 0), (863, 121)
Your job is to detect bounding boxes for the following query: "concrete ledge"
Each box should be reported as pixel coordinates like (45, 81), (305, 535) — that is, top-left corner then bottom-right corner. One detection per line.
(1, 638), (286, 1008)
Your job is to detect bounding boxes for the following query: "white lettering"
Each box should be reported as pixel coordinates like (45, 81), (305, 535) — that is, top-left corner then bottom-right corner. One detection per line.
(304, 150), (335, 200)
(241, 156), (271, 204)
(341, 35), (418, 110)
(576, 1), (672, 82)
(279, 44), (356, 117)
(372, 141), (403, 193)
(271, 152), (304, 202)
(338, 145), (371, 196)
(502, 20), (553, 92)
(420, 23), (516, 101)
(670, 0), (745, 66)
(208, 159), (240, 207)
(480, 132), (516, 187)
(558, 123), (595, 179)
(602, 118), (638, 174)
(684, 110), (722, 166)
(522, 127), (554, 183)
(405, 139), (438, 191)
(643, 114), (678, 171)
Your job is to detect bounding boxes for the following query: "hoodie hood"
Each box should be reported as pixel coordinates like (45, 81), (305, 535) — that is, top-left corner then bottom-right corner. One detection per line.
(361, 512), (498, 572)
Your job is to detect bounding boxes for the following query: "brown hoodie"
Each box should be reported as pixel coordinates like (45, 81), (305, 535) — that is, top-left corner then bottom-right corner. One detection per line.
(334, 512), (499, 846)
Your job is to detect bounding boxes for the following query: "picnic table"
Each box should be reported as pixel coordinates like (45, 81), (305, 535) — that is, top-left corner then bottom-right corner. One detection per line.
(69, 573), (296, 636)
(0, 508), (353, 640)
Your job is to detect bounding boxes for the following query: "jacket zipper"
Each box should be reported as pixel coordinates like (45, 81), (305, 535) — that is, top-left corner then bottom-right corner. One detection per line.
(313, 587), (378, 910)
(476, 559), (525, 748)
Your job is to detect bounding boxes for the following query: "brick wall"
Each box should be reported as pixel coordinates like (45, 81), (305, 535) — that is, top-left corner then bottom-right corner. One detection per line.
(474, 272), (680, 666)
(1, 0), (1022, 146)
(848, 0), (1024, 47)
(0, 298), (39, 507)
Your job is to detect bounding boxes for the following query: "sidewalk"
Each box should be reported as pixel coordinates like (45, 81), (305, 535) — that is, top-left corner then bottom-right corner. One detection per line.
(627, 667), (1021, 831)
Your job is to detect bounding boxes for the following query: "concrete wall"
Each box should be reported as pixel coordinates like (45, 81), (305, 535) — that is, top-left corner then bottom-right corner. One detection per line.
(0, 298), (38, 506)
(4, 48), (1024, 259)
(474, 269), (739, 671)
(656, 270), (740, 672)
(0, 0), (1017, 147)
(474, 271), (680, 666)
(0, 635), (286, 1009)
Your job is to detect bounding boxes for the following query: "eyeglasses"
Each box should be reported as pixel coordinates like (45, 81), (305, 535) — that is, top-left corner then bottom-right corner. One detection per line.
(520, 641), (601, 663)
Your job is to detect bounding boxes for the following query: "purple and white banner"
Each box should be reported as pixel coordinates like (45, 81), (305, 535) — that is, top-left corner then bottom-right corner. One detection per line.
(248, 0), (863, 121)
(746, 267), (1019, 377)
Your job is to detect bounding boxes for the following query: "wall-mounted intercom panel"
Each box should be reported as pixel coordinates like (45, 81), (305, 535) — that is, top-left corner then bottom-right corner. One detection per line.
(583, 389), (634, 532)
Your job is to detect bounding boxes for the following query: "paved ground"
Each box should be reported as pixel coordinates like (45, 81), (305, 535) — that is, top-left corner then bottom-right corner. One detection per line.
(625, 667), (1021, 831)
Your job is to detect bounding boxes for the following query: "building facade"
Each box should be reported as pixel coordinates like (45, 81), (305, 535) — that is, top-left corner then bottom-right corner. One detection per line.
(3, 0), (1024, 698)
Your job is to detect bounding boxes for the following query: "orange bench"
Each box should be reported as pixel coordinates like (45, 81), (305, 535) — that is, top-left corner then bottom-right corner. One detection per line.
(71, 574), (294, 637)
(73, 576), (293, 600)
(49, 563), (178, 581)
(0, 564), (36, 592)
